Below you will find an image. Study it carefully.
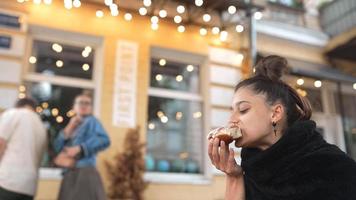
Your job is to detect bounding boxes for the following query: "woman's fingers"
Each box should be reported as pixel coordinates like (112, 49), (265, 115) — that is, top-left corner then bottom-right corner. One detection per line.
(212, 138), (220, 166)
(219, 141), (229, 170)
(208, 139), (214, 165)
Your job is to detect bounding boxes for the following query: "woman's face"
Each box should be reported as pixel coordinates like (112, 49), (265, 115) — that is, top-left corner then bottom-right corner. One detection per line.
(73, 95), (92, 117)
(230, 87), (278, 148)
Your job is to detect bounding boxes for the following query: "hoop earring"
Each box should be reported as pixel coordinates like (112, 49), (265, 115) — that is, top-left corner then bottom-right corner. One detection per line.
(272, 121), (277, 136)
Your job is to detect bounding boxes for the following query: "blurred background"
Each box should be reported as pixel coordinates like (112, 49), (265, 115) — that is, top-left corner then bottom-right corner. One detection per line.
(0, 0), (355, 199)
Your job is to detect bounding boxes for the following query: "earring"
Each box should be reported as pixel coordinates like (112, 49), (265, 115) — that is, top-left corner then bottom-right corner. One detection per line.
(272, 121), (277, 136)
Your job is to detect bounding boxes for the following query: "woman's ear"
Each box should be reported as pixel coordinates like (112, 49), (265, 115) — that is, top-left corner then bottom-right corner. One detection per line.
(271, 103), (284, 123)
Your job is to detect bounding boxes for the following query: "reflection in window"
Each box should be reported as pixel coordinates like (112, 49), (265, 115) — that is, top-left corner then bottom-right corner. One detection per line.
(334, 92), (356, 160)
(150, 58), (200, 93)
(146, 96), (203, 174)
(147, 56), (204, 174)
(26, 82), (92, 167)
(29, 40), (94, 80)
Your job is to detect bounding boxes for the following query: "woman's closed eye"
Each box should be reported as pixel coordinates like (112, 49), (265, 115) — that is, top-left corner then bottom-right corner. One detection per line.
(239, 108), (249, 114)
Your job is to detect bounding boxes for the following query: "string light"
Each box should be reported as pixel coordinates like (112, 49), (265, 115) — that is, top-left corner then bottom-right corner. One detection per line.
(228, 5), (237, 14)
(143, 0), (152, 7)
(199, 28), (207, 36)
(186, 65), (194, 72)
(82, 64), (90, 71)
(157, 111), (165, 118)
(124, 13), (132, 21)
(41, 102), (49, 109)
(51, 108), (59, 117)
(235, 25), (244, 33)
(177, 5), (185, 14)
(56, 60), (64, 68)
(314, 80), (322, 88)
(64, 0), (72, 9)
(254, 11), (263, 20)
(96, 10), (104, 18)
(151, 16), (159, 24)
(104, 0), (113, 6)
(73, 0), (81, 8)
(139, 7), (147, 16)
(155, 74), (163, 81)
(52, 43), (63, 53)
(148, 123), (155, 130)
(159, 10), (167, 18)
(353, 83), (356, 90)
(110, 4), (119, 16)
(220, 30), (228, 41)
(212, 27), (220, 35)
(203, 14), (211, 22)
(193, 111), (202, 119)
(17, 0), (25, 3)
(176, 75), (183, 82)
(297, 78), (304, 86)
(19, 85), (26, 92)
(84, 46), (92, 52)
(56, 116), (64, 123)
(159, 59), (166, 66)
(36, 106), (43, 113)
(195, 0), (203, 7)
(33, 0), (41, 4)
(178, 25), (185, 33)
(160, 116), (168, 123)
(174, 15), (182, 24)
(176, 112), (183, 120)
(29, 56), (37, 64)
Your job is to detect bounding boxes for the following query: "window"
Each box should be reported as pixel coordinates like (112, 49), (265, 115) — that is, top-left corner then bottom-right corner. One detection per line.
(146, 48), (206, 177)
(334, 91), (356, 160)
(23, 27), (102, 169)
(302, 87), (323, 113)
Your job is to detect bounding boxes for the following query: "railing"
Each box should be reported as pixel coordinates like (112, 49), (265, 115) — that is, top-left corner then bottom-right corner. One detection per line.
(319, 0), (356, 37)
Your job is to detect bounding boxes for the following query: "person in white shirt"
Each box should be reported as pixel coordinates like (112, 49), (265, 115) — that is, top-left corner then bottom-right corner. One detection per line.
(0, 98), (47, 200)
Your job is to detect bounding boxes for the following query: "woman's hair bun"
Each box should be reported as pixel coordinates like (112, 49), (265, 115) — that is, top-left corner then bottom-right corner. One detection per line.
(254, 55), (289, 81)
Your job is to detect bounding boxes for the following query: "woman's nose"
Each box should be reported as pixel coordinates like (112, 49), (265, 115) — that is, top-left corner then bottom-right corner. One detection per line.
(228, 114), (240, 127)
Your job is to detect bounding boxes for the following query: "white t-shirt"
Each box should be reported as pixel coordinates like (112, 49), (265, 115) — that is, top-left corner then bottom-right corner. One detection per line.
(0, 108), (47, 196)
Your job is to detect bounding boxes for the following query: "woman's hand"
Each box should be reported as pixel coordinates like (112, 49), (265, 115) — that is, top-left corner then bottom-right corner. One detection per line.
(208, 138), (243, 177)
(209, 138), (245, 200)
(54, 152), (76, 168)
(64, 146), (81, 158)
(63, 116), (82, 138)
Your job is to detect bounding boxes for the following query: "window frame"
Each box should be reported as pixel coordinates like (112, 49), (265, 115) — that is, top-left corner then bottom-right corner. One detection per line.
(145, 47), (212, 184)
(24, 25), (104, 180)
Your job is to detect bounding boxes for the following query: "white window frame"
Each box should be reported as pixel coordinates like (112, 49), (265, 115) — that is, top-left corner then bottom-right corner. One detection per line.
(145, 47), (212, 184)
(24, 25), (104, 180)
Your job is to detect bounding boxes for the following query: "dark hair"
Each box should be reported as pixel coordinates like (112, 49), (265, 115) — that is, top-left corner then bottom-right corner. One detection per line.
(234, 55), (312, 126)
(15, 98), (37, 110)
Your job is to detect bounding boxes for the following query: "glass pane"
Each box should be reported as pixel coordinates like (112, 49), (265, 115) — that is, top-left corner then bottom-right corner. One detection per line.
(303, 87), (323, 113)
(150, 58), (200, 93)
(25, 82), (93, 167)
(29, 40), (94, 80)
(146, 96), (204, 174)
(334, 92), (356, 160)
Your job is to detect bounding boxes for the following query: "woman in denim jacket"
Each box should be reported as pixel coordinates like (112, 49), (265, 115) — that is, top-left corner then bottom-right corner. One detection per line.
(54, 93), (110, 200)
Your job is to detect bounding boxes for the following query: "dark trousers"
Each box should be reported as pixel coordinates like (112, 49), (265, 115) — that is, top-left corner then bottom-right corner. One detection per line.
(0, 186), (33, 200)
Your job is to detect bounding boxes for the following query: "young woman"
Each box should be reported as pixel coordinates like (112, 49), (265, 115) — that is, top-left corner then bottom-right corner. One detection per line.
(208, 56), (356, 200)
(54, 93), (110, 200)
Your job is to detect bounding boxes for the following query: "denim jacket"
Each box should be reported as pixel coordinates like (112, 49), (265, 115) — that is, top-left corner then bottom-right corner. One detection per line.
(54, 115), (110, 168)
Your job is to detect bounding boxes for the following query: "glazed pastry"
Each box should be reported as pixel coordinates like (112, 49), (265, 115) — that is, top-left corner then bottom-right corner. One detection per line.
(207, 126), (242, 144)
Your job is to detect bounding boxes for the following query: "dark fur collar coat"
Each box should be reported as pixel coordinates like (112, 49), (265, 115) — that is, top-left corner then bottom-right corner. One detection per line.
(241, 120), (356, 200)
